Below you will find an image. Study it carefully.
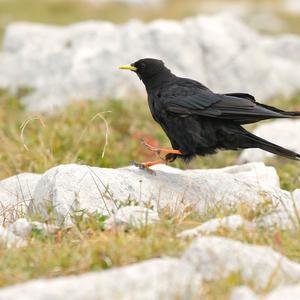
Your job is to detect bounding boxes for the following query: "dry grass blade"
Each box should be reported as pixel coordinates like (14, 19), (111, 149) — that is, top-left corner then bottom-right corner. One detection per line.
(76, 111), (111, 159)
(20, 116), (46, 151)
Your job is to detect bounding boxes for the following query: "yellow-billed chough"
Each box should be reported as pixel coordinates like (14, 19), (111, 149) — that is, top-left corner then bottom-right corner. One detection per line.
(120, 58), (300, 169)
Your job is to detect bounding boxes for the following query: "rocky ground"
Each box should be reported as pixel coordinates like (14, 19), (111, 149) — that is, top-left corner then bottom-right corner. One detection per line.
(1, 162), (300, 299)
(1, 3), (300, 299)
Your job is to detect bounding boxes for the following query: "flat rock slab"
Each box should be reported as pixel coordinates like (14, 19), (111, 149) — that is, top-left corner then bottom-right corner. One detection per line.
(182, 236), (300, 290)
(1, 14), (300, 111)
(30, 162), (284, 225)
(0, 258), (201, 300)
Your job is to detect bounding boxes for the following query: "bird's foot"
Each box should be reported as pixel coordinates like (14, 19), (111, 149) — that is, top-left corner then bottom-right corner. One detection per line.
(140, 139), (161, 155)
(130, 160), (158, 175)
(140, 139), (182, 156)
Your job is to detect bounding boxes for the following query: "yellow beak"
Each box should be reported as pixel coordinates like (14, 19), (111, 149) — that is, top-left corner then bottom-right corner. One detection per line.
(119, 65), (137, 71)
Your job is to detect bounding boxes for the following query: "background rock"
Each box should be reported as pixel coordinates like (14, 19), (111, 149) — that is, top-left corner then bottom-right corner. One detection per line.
(0, 226), (27, 248)
(238, 119), (300, 163)
(230, 286), (259, 300)
(0, 258), (201, 300)
(8, 218), (32, 238)
(182, 236), (300, 290)
(263, 284), (300, 300)
(178, 215), (250, 238)
(231, 284), (300, 300)
(1, 14), (300, 111)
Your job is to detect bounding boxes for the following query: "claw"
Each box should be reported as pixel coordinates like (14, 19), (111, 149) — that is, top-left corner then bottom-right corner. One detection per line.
(130, 160), (156, 175)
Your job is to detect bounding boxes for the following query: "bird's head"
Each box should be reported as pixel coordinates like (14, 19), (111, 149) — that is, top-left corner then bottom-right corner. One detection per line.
(119, 58), (168, 83)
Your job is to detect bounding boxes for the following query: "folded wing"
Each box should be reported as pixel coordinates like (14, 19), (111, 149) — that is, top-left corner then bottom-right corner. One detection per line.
(162, 78), (288, 124)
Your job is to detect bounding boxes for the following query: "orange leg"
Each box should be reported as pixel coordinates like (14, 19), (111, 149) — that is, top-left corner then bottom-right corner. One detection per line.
(141, 139), (182, 156)
(141, 159), (165, 168)
(131, 157), (172, 174)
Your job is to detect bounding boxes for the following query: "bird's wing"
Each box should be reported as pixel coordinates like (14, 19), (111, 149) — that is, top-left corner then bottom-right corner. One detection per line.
(161, 78), (221, 115)
(223, 93), (256, 102)
(162, 79), (284, 122)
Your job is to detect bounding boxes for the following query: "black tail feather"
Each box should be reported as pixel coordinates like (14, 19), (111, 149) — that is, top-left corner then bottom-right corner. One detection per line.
(283, 111), (300, 117)
(258, 103), (300, 118)
(244, 132), (300, 161)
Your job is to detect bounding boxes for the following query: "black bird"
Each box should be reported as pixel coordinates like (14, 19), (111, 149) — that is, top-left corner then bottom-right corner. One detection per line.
(120, 58), (300, 169)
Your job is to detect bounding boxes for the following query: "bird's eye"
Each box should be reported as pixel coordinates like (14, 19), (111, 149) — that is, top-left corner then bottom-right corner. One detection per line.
(140, 63), (146, 69)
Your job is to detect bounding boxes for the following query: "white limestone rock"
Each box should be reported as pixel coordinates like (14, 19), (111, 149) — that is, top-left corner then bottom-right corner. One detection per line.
(230, 286), (259, 300)
(31, 221), (59, 235)
(238, 119), (300, 163)
(104, 206), (160, 229)
(0, 258), (201, 300)
(7, 218), (59, 238)
(30, 163), (284, 226)
(264, 34), (300, 62)
(182, 236), (300, 290)
(264, 284), (300, 300)
(231, 284), (300, 300)
(0, 226), (27, 248)
(253, 186), (300, 230)
(1, 14), (300, 111)
(0, 173), (41, 224)
(283, 0), (300, 13)
(8, 218), (32, 238)
(292, 188), (300, 204)
(178, 215), (250, 238)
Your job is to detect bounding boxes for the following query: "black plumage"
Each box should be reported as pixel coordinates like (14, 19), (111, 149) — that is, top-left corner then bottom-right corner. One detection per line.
(120, 58), (300, 163)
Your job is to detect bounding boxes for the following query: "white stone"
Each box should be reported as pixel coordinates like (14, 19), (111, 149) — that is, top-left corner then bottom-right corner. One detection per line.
(264, 35), (300, 62)
(31, 221), (59, 235)
(283, 0), (300, 13)
(1, 14), (300, 111)
(30, 163), (284, 226)
(255, 209), (298, 231)
(292, 188), (300, 205)
(0, 173), (41, 224)
(8, 218), (32, 238)
(253, 186), (300, 230)
(0, 226), (27, 248)
(231, 284), (300, 300)
(104, 206), (160, 229)
(0, 258), (201, 300)
(230, 286), (259, 300)
(182, 236), (300, 290)
(264, 284), (300, 300)
(178, 215), (249, 238)
(238, 119), (300, 163)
